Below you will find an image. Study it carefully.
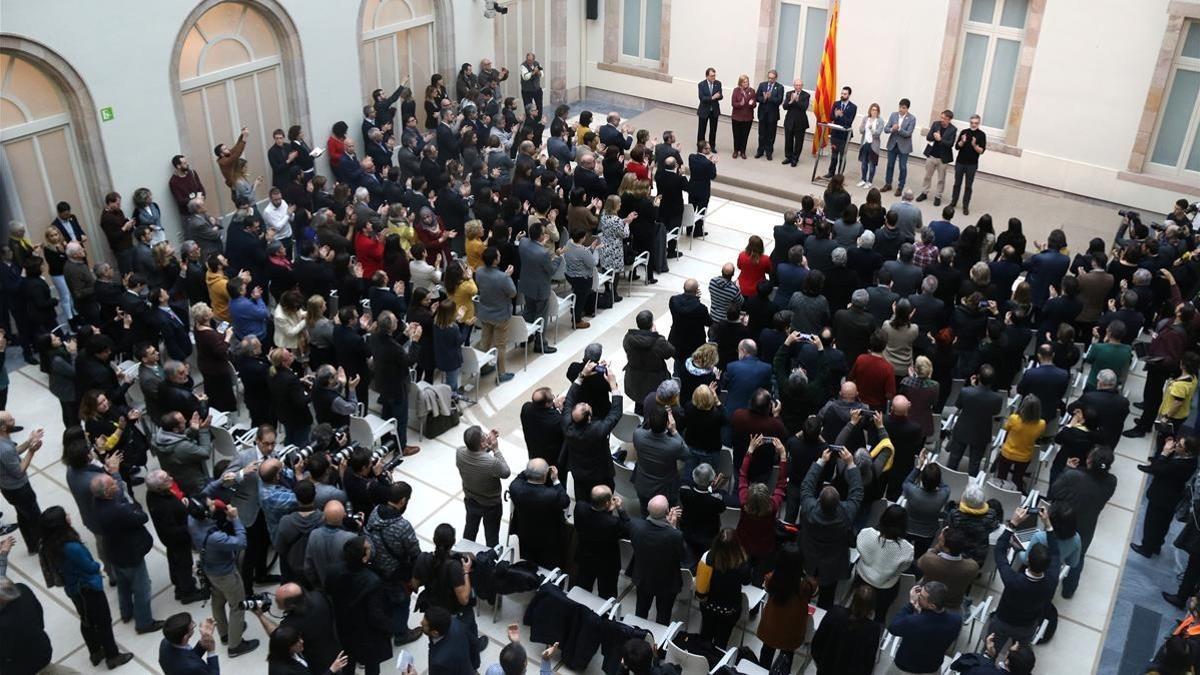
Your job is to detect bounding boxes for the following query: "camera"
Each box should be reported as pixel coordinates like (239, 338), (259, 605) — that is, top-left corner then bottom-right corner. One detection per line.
(483, 1), (508, 18)
(276, 444), (316, 468)
(1118, 209), (1141, 223)
(594, 365), (607, 375)
(239, 592), (272, 612)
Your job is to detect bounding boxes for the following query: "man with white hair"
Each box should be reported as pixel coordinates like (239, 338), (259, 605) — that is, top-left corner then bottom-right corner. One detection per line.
(629, 495), (685, 624)
(145, 469), (207, 604)
(887, 188), (924, 242)
(573, 151), (608, 201)
(507, 458), (569, 569)
(184, 197), (224, 260)
(92, 473), (164, 634)
(599, 112), (633, 151)
(833, 288), (877, 363)
(1067, 368), (1130, 450)
(261, 186), (295, 257)
(723, 339), (772, 417)
(848, 229), (883, 286)
(64, 240), (98, 323)
(154, 410), (214, 496)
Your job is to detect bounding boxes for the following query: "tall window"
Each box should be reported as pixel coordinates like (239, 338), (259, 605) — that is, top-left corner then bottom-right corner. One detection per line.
(774, 0), (828, 87)
(177, 1), (291, 216)
(1149, 21), (1200, 177)
(621, 0), (663, 65)
(361, 0), (436, 103)
(951, 0), (1028, 137)
(0, 52), (91, 247)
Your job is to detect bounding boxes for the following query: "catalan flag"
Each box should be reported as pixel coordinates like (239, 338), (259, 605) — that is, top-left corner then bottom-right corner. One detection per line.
(811, 0), (840, 155)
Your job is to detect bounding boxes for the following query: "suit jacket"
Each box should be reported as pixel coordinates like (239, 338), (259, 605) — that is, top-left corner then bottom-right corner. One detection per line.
(697, 79), (723, 116)
(668, 293), (713, 364)
(629, 517), (686, 593)
(1066, 389), (1129, 449)
(884, 112), (917, 154)
(156, 306), (194, 362)
(508, 473), (569, 568)
(521, 401), (567, 466)
(923, 121), (957, 163)
(865, 285), (900, 326)
(561, 382), (624, 489)
(158, 640), (219, 675)
(598, 123), (633, 151)
(516, 237), (562, 301)
(1017, 364), (1070, 421)
(93, 496), (154, 567)
(52, 215), (86, 243)
(687, 153), (717, 202)
(755, 81), (785, 123)
(654, 170), (688, 225)
(829, 100), (857, 141)
(951, 385), (1004, 446)
(723, 356), (773, 414)
(884, 261), (924, 298)
(574, 167), (609, 202)
(219, 447), (265, 524)
(772, 223), (806, 268)
(428, 616), (477, 675)
(573, 503), (630, 573)
(782, 89), (811, 130)
(833, 307), (877, 364)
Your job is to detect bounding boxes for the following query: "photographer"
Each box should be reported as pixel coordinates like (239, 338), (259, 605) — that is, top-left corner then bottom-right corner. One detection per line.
(312, 365), (359, 428)
(343, 447), (389, 518)
(187, 497), (260, 657)
(413, 523), (486, 655)
(365, 481), (424, 645)
(252, 583), (343, 674)
(207, 424), (279, 594)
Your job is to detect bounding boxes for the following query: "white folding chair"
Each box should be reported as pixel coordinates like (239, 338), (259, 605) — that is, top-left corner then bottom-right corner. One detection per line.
(505, 314), (544, 371)
(593, 266), (615, 313)
(664, 636), (734, 675)
(566, 585), (618, 616)
(623, 250), (651, 289)
(738, 585), (768, 646)
(549, 292), (576, 344)
(350, 402), (398, 450)
(665, 226), (682, 258)
(678, 568), (697, 629)
(460, 346), (498, 391)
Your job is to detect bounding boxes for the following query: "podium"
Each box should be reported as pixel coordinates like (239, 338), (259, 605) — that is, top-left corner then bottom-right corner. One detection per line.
(810, 122), (852, 185)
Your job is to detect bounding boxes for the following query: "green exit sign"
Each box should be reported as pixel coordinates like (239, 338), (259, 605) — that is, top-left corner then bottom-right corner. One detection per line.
(99, 107), (114, 122)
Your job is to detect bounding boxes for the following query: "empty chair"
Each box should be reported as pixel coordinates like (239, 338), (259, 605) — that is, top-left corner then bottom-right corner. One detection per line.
(592, 266), (615, 314)
(460, 345), (498, 391)
(548, 292), (577, 344)
(349, 402), (398, 450)
(505, 314), (544, 371)
(664, 635), (735, 675)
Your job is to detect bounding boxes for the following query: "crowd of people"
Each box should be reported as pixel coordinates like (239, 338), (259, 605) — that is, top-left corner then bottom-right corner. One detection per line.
(0, 50), (1198, 675)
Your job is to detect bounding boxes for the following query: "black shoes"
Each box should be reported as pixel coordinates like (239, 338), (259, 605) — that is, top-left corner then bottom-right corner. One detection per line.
(881, 184), (892, 192)
(229, 639), (261, 657)
(177, 589), (210, 604)
(534, 345), (557, 354)
(963, 206), (970, 215)
(106, 653), (134, 669)
(395, 627), (425, 645)
(1130, 543), (1157, 558)
(1123, 427), (1148, 439)
(1164, 592), (1187, 609)
(916, 193), (928, 202)
(934, 197), (942, 206)
(781, 157), (792, 164)
(754, 152), (764, 159)
(766, 153), (773, 161)
(135, 620), (165, 635)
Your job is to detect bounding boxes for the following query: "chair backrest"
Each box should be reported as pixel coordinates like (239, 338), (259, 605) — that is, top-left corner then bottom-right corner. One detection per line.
(504, 315), (527, 344)
(348, 414), (375, 448)
(665, 637), (713, 675)
(461, 346), (481, 375)
(983, 478), (1026, 519)
(612, 413), (641, 444)
(936, 462), (972, 502)
(210, 424), (240, 458)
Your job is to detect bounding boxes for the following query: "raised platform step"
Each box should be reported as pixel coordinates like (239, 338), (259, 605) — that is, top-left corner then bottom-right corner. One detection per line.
(710, 180), (798, 214)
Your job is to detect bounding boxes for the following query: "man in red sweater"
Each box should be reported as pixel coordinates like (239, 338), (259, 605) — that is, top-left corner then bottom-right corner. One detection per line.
(848, 329), (896, 410)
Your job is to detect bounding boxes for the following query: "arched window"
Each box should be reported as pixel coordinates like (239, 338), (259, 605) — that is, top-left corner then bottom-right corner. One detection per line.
(0, 50), (97, 249)
(360, 0), (436, 102)
(176, 1), (296, 216)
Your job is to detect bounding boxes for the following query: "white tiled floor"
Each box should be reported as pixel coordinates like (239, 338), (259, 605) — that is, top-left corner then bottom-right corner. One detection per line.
(1, 191), (1149, 673)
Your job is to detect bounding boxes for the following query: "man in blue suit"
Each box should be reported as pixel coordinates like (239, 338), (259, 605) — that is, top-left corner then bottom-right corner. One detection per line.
(159, 612), (220, 675)
(1017, 344), (1070, 424)
(423, 605), (480, 674)
(687, 142), (717, 236)
(824, 86), (857, 178)
(722, 339), (773, 419)
(696, 67), (723, 152)
(754, 70), (785, 160)
(598, 112), (634, 151)
(881, 98), (917, 196)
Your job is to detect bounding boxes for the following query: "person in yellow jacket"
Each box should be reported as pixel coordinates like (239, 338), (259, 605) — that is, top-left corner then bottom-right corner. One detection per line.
(994, 395), (1045, 493)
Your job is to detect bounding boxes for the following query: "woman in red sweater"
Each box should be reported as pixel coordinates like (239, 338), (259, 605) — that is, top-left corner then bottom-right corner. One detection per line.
(737, 435), (788, 581)
(326, 120), (348, 168)
(736, 235), (772, 297)
(624, 146), (650, 181)
(354, 224), (385, 280)
(730, 75), (757, 158)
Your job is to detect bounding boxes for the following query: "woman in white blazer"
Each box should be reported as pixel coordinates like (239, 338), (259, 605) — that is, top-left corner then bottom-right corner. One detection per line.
(857, 103), (884, 188)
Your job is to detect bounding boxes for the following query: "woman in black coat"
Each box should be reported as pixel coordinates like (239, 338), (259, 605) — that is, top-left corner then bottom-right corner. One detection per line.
(22, 257), (59, 333)
(328, 537), (391, 675)
(810, 584), (882, 675)
(266, 624), (350, 675)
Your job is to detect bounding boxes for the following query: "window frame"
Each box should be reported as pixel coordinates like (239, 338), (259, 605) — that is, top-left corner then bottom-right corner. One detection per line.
(1145, 20), (1200, 179)
(773, 0), (830, 89)
(619, 0), (663, 67)
(948, 0), (1028, 141)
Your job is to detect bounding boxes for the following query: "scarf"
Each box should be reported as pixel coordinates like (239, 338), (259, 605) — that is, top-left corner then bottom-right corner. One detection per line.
(270, 255), (293, 271)
(958, 500), (989, 516)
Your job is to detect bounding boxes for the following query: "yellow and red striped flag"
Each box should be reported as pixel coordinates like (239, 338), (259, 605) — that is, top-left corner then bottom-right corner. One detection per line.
(811, 0), (841, 155)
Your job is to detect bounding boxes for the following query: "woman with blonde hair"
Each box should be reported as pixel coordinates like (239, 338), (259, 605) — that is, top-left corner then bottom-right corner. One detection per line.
(696, 528), (752, 647)
(306, 295), (335, 367)
(737, 235), (772, 297)
(730, 75), (757, 158)
(899, 355), (940, 440)
(464, 220), (487, 269)
(192, 301), (238, 412)
(597, 195), (632, 295)
(684, 381), (726, 473)
(857, 103), (884, 187)
(680, 343), (720, 397)
(150, 240), (180, 290)
(444, 261), (478, 344)
(42, 225), (75, 325)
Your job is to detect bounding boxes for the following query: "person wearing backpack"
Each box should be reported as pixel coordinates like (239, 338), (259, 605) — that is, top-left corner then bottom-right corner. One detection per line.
(365, 481), (424, 646)
(275, 480), (324, 586)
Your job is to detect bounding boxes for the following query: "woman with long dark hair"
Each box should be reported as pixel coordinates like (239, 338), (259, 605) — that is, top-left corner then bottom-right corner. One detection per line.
(79, 389), (146, 487)
(327, 121), (349, 168)
(695, 528), (752, 648)
(39, 506), (134, 669)
(37, 331), (79, 427)
(754, 543), (818, 670)
(412, 523), (482, 651)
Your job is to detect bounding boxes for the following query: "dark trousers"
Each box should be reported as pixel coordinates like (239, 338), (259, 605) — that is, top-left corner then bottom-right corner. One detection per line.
(522, 89), (544, 121)
(698, 111), (719, 149)
(700, 607), (739, 648)
(759, 647), (793, 672)
(114, 249), (134, 276)
(241, 512), (270, 594)
(855, 575), (900, 623)
(575, 563), (619, 599)
(1, 483), (42, 553)
(993, 456), (1030, 493)
(379, 395), (409, 447)
(947, 438), (989, 475)
(1177, 549), (1200, 600)
(1140, 498), (1176, 554)
(731, 120), (753, 154)
(783, 124), (805, 161)
(463, 497), (502, 547)
(566, 275), (593, 324)
(69, 587), (121, 659)
(61, 399), (80, 428)
(635, 584), (678, 625)
(166, 541), (199, 597)
(952, 163), (978, 207)
(827, 137), (847, 175)
(1139, 365), (1176, 431)
(816, 581), (839, 609)
(756, 118), (778, 155)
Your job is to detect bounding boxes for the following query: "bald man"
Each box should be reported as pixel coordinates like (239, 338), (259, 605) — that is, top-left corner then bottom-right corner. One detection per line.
(629, 495), (685, 624)
(655, 155), (689, 247)
(819, 381), (871, 452)
(799, 447), (862, 609)
(573, 485), (631, 599)
(562, 361), (625, 502)
(669, 278), (712, 375)
(92, 473), (163, 633)
(303, 501), (357, 589)
(884, 394), (926, 500)
(508, 459), (570, 568)
(250, 583), (343, 669)
(708, 263), (742, 324)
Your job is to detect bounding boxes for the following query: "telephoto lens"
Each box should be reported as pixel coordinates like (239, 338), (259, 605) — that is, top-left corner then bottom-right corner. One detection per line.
(238, 592), (272, 612)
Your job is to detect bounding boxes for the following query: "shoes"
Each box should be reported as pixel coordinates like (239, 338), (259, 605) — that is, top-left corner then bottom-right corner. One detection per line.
(0, 523), (17, 536)
(497, 372), (515, 383)
(948, 201), (957, 209)
(894, 188), (903, 197)
(1130, 543), (1157, 558)
(933, 197), (942, 206)
(1134, 401), (1145, 410)
(106, 653), (134, 670)
(177, 589), (210, 604)
(220, 634), (228, 645)
(534, 346), (558, 354)
(402, 446), (421, 456)
(754, 152), (764, 159)
(394, 627), (425, 646)
(229, 639), (261, 658)
(128, 476), (145, 486)
(120, 615), (132, 624)
(254, 574), (282, 584)
(476, 636), (490, 653)
(962, 206), (970, 216)
(790, 160), (798, 167)
(881, 184), (892, 192)
(574, 321), (591, 329)
(1164, 592), (1187, 609)
(781, 157), (792, 165)
(90, 651), (104, 666)
(766, 153), (773, 161)
(647, 278), (659, 285)
(613, 295), (624, 303)
(135, 620), (165, 635)
(1123, 427), (1148, 438)
(916, 193), (928, 202)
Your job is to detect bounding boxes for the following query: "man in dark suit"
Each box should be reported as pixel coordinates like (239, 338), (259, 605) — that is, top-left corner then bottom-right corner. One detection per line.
(946, 365), (1005, 474)
(598, 112), (634, 150)
(825, 86), (857, 178)
(508, 459), (570, 569)
(294, 240), (336, 301)
(678, 463), (727, 562)
(833, 289), (877, 364)
(573, 485), (631, 599)
(630, 495), (686, 624)
(781, 78), (810, 167)
(909, 275), (947, 333)
(92, 473), (164, 634)
(754, 70), (785, 160)
(884, 396), (927, 500)
(561, 362), (625, 501)
(1017, 344), (1070, 424)
(687, 142), (717, 236)
(159, 612), (219, 675)
(423, 606), (479, 674)
(1067, 369), (1129, 449)
(771, 211), (806, 269)
(668, 279), (712, 376)
(865, 269), (900, 326)
(654, 131), (684, 168)
(52, 201), (89, 247)
(435, 110), (462, 166)
(654, 157), (689, 244)
(884, 244), (925, 297)
(521, 386), (568, 467)
(517, 222), (564, 354)
(154, 289), (194, 362)
(574, 152), (608, 201)
(696, 68), (723, 152)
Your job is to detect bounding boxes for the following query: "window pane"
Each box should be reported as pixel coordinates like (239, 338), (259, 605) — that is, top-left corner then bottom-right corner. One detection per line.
(1000, 0), (1028, 29)
(969, 0), (997, 24)
(775, 3), (802, 84)
(644, 0), (662, 61)
(800, 7), (828, 88)
(983, 38), (1020, 130)
(1186, 117), (1200, 172)
(1183, 22), (1200, 59)
(622, 0), (640, 57)
(1152, 69), (1200, 167)
(953, 33), (988, 122)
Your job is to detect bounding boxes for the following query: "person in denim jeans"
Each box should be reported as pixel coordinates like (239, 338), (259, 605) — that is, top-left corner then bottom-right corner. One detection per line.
(457, 426), (510, 547)
(188, 498), (261, 657)
(90, 473), (164, 634)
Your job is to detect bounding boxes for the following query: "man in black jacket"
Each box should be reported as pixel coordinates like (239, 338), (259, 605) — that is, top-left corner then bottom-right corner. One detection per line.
(629, 495), (686, 624)
(800, 448), (863, 608)
(521, 386), (567, 468)
(1132, 436), (1197, 558)
(146, 469), (207, 603)
(560, 362), (624, 502)
(946, 365), (1005, 474)
(267, 347), (313, 447)
(668, 280), (712, 376)
(780, 78), (810, 167)
(573, 153), (608, 201)
(573, 485), (630, 599)
(1066, 369), (1129, 450)
(654, 157), (689, 241)
(159, 360), (203, 421)
(367, 311), (422, 455)
(293, 240), (336, 301)
(771, 211), (806, 269)
(92, 473), (164, 634)
(332, 306), (373, 405)
(508, 459), (570, 569)
(832, 289), (876, 364)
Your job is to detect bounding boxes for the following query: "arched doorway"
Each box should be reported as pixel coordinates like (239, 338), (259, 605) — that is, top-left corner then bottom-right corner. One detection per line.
(0, 40), (110, 256)
(173, 0), (307, 217)
(360, 0), (437, 103)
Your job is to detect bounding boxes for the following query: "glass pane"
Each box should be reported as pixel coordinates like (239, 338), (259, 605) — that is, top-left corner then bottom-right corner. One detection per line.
(953, 33), (988, 122)
(999, 0), (1028, 29)
(3, 137), (51, 238)
(37, 128), (84, 243)
(775, 3), (802, 84)
(1183, 22), (1200, 59)
(411, 25), (433, 97)
(1186, 116), (1200, 172)
(800, 7), (828, 88)
(622, 0), (640, 57)
(362, 38), (379, 98)
(968, 0), (997, 24)
(1152, 69), (1200, 167)
(181, 90), (219, 213)
(644, 0), (662, 61)
(983, 38), (1020, 130)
